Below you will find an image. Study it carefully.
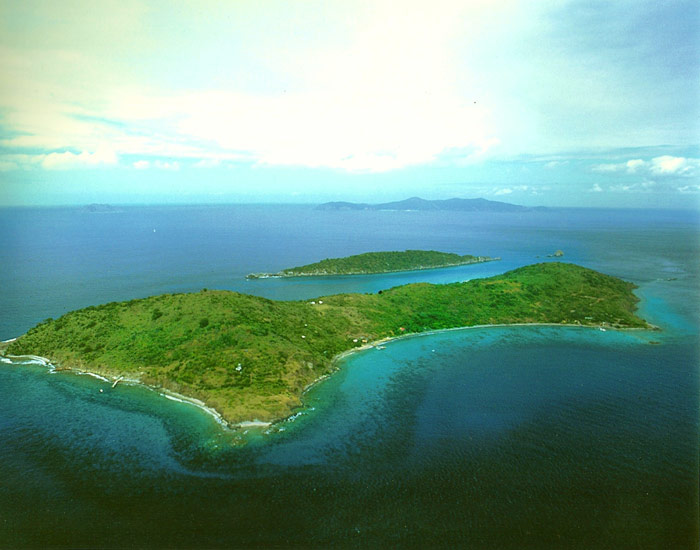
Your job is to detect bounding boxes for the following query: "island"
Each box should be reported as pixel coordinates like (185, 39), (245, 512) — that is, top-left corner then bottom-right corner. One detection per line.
(3, 263), (651, 426)
(84, 203), (118, 213)
(246, 250), (498, 279)
(316, 196), (546, 212)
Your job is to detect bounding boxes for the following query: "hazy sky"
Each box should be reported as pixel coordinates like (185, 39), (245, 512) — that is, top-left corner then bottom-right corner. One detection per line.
(1, 0), (698, 207)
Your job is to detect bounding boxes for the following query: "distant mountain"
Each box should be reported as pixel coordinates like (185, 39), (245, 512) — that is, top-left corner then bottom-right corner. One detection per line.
(316, 197), (541, 212)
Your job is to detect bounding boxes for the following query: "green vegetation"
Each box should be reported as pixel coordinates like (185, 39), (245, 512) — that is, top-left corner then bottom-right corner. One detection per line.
(5, 263), (649, 424)
(246, 249), (497, 278)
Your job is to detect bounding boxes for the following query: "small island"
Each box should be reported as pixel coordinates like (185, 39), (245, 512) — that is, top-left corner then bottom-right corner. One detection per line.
(4, 263), (651, 426)
(247, 250), (498, 279)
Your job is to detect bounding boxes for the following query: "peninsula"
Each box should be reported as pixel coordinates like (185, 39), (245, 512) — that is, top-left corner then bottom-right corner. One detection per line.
(246, 250), (498, 279)
(4, 263), (650, 425)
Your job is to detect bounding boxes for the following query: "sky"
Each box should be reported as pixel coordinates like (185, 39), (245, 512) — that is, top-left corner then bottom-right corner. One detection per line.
(0, 0), (698, 208)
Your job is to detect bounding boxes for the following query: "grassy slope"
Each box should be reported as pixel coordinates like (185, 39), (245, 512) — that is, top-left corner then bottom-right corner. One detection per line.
(249, 249), (492, 277)
(6, 263), (649, 423)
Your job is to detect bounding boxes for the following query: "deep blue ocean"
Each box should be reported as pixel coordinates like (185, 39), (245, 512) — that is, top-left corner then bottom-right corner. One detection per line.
(1, 204), (698, 548)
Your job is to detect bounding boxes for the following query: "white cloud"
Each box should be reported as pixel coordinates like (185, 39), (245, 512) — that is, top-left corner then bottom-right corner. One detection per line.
(0, 153), (43, 170)
(1, 1), (697, 180)
(492, 185), (535, 196)
(40, 147), (117, 170)
(591, 183), (603, 192)
(167, 72), (499, 172)
(132, 159), (180, 170)
(593, 156), (699, 178)
(0, 2), (504, 173)
(154, 160), (179, 170)
(591, 163), (620, 173)
(1, 71), (499, 173)
(0, 160), (19, 171)
(0, 148), (141, 172)
(613, 184), (634, 192)
(194, 158), (221, 168)
(649, 155), (695, 176)
(625, 159), (645, 173)
(605, 176), (700, 194)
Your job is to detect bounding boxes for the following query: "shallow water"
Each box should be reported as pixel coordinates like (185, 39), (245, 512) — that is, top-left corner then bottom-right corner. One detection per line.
(0, 205), (698, 548)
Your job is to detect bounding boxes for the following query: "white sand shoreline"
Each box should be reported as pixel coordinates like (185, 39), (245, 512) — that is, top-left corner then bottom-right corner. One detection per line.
(1, 351), (247, 429)
(292, 321), (655, 423)
(2, 321), (653, 431)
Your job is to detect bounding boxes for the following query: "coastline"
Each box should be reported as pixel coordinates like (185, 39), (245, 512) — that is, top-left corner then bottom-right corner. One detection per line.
(0, 351), (265, 430)
(246, 256), (500, 279)
(284, 320), (657, 427)
(326, 320), (654, 366)
(1, 320), (655, 432)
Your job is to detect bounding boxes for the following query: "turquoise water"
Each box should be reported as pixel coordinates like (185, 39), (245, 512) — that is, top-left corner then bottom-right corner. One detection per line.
(0, 206), (698, 548)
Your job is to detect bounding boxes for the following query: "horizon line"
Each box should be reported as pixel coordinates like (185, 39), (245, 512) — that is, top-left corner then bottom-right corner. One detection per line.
(1, 200), (699, 212)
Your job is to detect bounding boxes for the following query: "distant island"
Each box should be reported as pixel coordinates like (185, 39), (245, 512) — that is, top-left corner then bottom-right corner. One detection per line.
(3, 263), (650, 426)
(316, 197), (544, 212)
(247, 250), (498, 279)
(84, 203), (118, 213)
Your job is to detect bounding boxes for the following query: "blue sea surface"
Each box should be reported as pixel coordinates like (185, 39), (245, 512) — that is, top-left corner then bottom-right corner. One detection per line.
(0, 204), (698, 548)
(3, 204), (696, 339)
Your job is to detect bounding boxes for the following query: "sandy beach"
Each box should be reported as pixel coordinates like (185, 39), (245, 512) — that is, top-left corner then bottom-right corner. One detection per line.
(1, 320), (654, 432)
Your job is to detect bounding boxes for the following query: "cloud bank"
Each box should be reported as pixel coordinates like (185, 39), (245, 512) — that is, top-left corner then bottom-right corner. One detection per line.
(593, 156), (700, 178)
